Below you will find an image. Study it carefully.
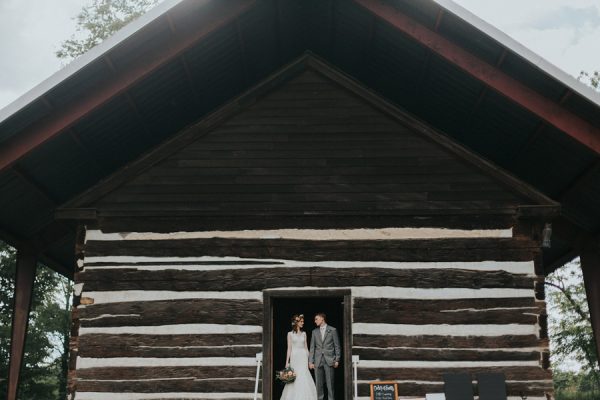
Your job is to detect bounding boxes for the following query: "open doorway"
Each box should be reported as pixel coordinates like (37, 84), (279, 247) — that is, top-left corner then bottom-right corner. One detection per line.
(263, 290), (352, 400)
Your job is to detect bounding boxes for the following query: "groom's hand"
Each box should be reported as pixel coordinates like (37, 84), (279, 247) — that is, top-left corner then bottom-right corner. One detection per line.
(334, 362), (339, 368)
(309, 363), (315, 369)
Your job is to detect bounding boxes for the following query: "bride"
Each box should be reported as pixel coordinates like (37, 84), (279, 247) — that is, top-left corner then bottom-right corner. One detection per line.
(280, 314), (318, 400)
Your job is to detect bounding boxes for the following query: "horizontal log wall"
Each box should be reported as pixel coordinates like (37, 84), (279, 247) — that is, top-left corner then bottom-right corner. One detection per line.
(70, 229), (551, 400)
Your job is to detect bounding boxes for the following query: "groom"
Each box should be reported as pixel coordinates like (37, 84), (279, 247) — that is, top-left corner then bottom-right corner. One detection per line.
(309, 312), (341, 400)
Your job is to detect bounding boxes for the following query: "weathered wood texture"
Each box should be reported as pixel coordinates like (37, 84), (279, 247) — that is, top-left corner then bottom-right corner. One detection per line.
(89, 70), (534, 231)
(75, 366), (261, 394)
(69, 69), (551, 399)
(78, 299), (262, 327)
(72, 233), (550, 399)
(84, 237), (539, 261)
(76, 378), (260, 393)
(96, 214), (519, 233)
(353, 298), (543, 324)
(78, 333), (261, 358)
(66, 57), (553, 399)
(353, 347), (542, 361)
(77, 267), (534, 291)
(353, 334), (546, 349)
(76, 366), (257, 380)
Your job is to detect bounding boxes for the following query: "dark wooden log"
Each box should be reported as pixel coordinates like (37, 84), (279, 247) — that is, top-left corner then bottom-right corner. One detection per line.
(84, 237), (539, 261)
(76, 366), (256, 380)
(67, 307), (80, 398)
(79, 333), (262, 348)
(80, 344), (260, 358)
(535, 280), (545, 300)
(118, 181), (507, 194)
(355, 307), (536, 325)
(77, 267), (534, 292)
(78, 332), (262, 358)
(78, 299), (262, 327)
(68, 337), (79, 370)
(542, 351), (551, 369)
(76, 378), (259, 393)
(353, 334), (546, 349)
(6, 248), (37, 400)
(353, 347), (540, 361)
(533, 253), (545, 276)
(122, 163), (480, 178)
(539, 313), (549, 339)
(355, 297), (540, 312)
(84, 260), (284, 267)
(357, 366), (551, 381)
(95, 200), (519, 212)
(118, 171), (516, 187)
(96, 214), (517, 233)
(354, 298), (541, 324)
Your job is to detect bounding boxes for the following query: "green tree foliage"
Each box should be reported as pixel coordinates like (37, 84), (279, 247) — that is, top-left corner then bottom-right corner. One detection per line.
(579, 71), (600, 91)
(554, 370), (600, 400)
(0, 241), (72, 399)
(56, 0), (160, 61)
(547, 261), (600, 398)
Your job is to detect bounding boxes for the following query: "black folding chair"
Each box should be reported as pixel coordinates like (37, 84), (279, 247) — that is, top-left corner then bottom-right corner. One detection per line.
(477, 372), (508, 400)
(443, 372), (474, 400)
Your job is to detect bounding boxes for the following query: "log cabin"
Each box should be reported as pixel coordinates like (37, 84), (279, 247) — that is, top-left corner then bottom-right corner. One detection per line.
(2, 1), (600, 400)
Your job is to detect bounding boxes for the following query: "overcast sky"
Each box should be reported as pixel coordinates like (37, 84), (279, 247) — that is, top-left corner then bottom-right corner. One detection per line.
(0, 0), (599, 110)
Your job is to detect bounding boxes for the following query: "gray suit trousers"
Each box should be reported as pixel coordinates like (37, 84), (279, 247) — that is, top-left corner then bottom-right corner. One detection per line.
(309, 326), (341, 400)
(315, 357), (335, 400)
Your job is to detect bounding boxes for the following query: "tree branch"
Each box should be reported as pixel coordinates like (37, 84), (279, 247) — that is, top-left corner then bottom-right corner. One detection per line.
(545, 280), (591, 325)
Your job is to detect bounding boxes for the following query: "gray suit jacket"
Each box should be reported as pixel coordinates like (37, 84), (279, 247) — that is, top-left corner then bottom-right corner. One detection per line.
(309, 325), (341, 367)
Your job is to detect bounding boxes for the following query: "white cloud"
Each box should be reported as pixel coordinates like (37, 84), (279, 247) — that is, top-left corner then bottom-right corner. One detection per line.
(453, 0), (600, 77)
(0, 0), (83, 108)
(0, 0), (598, 111)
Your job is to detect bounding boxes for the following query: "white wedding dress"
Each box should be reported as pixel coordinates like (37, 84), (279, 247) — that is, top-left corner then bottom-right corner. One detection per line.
(280, 331), (318, 400)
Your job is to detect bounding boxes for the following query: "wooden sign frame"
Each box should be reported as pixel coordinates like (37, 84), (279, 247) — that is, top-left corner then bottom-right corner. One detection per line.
(369, 380), (398, 400)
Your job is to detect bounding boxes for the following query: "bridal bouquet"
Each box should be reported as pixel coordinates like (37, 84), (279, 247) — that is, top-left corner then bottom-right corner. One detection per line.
(276, 367), (297, 383)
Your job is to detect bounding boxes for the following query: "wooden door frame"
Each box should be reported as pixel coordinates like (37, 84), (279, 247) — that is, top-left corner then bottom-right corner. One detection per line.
(263, 289), (352, 400)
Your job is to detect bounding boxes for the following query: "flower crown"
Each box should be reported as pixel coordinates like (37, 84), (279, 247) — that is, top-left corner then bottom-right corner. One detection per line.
(291, 314), (304, 327)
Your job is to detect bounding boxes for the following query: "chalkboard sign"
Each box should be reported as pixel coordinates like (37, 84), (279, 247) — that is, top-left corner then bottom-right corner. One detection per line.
(370, 381), (398, 400)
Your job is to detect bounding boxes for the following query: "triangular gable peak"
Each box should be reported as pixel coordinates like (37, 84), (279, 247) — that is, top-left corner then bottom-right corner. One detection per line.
(60, 54), (557, 228)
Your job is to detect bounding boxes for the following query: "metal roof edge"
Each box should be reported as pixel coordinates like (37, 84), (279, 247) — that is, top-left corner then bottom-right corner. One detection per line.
(2, 0), (599, 129)
(433, 0), (600, 107)
(0, 0), (193, 126)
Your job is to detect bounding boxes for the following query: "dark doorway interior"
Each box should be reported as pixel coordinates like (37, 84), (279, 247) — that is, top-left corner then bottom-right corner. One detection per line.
(272, 296), (345, 400)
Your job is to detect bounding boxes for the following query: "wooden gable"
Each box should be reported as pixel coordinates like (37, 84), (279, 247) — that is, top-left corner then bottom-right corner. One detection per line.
(61, 55), (556, 231)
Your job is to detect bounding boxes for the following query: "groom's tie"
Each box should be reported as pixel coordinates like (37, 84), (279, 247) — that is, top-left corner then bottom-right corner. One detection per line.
(320, 326), (325, 341)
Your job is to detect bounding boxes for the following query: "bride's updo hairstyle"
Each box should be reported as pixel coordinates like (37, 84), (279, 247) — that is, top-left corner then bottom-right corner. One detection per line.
(291, 314), (304, 333)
